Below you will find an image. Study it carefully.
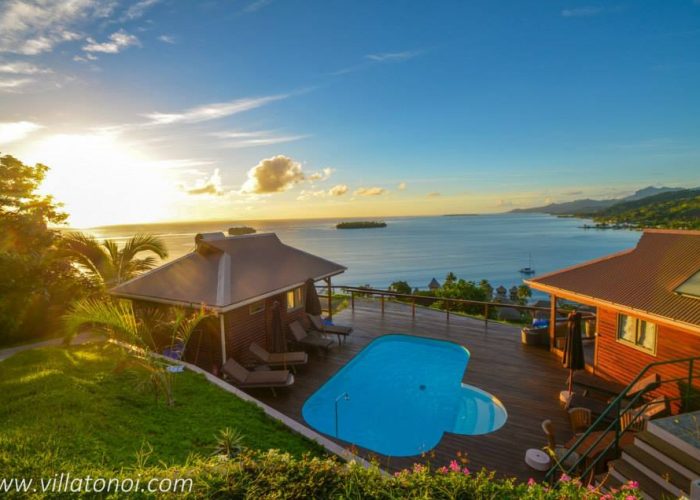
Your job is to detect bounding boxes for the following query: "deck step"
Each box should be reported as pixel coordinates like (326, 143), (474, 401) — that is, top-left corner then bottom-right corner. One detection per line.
(609, 458), (678, 500)
(635, 430), (700, 478)
(622, 444), (688, 497)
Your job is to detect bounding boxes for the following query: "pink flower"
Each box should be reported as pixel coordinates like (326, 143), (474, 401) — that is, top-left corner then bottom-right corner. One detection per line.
(527, 478), (536, 487)
(412, 463), (424, 473)
(462, 467), (470, 475)
(437, 466), (448, 474)
(559, 473), (571, 482)
(625, 496), (637, 500)
(626, 480), (639, 489)
(393, 471), (402, 477)
(449, 460), (460, 472)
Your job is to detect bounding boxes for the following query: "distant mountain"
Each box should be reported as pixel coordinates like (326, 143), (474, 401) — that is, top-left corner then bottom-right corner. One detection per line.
(510, 186), (685, 215)
(593, 188), (700, 229)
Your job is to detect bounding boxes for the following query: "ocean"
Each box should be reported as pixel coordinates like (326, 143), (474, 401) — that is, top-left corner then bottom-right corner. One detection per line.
(80, 214), (641, 295)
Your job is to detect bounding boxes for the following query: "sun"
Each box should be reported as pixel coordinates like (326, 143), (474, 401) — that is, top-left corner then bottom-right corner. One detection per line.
(25, 132), (182, 228)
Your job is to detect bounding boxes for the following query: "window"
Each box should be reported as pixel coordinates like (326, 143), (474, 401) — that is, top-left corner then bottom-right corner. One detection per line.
(617, 314), (657, 354)
(286, 287), (303, 311)
(249, 300), (265, 315)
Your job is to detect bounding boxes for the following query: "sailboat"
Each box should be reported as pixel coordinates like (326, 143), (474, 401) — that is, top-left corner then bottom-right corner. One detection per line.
(519, 254), (536, 275)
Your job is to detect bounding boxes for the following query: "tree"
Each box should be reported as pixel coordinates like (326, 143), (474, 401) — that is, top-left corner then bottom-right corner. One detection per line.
(517, 284), (532, 305)
(389, 280), (412, 295)
(0, 154), (86, 345)
(435, 277), (489, 315)
(62, 232), (168, 288)
(63, 298), (212, 405)
(479, 279), (493, 300)
(444, 272), (457, 285)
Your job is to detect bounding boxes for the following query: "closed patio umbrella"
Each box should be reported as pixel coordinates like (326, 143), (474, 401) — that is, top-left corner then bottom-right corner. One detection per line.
(269, 301), (287, 353)
(563, 311), (585, 395)
(305, 278), (323, 316)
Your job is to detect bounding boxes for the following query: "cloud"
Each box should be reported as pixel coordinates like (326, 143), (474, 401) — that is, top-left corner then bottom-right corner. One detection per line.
(183, 168), (224, 196)
(124, 0), (161, 20)
(397, 181), (407, 190)
(157, 34), (176, 44)
(0, 121), (44, 143)
(0, 77), (34, 91)
(0, 0), (113, 55)
(212, 129), (307, 148)
(497, 199), (513, 208)
(365, 50), (423, 62)
(0, 61), (52, 74)
(427, 192), (441, 197)
(243, 0), (274, 13)
(241, 155), (305, 194)
(73, 53), (98, 62)
(561, 6), (603, 17)
(82, 30), (140, 54)
(329, 184), (348, 196)
(296, 189), (326, 201)
(564, 190), (583, 196)
(144, 94), (288, 125)
(354, 186), (386, 196)
(308, 167), (333, 182)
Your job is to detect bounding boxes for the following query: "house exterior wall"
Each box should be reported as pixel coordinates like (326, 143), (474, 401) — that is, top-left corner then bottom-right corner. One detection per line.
(223, 291), (307, 367)
(594, 306), (700, 411)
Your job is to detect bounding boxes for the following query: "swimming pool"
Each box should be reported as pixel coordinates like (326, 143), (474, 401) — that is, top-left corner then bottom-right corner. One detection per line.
(302, 334), (507, 456)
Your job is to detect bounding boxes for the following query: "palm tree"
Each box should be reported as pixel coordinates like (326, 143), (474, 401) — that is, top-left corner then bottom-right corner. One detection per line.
(60, 232), (168, 288)
(63, 298), (212, 405)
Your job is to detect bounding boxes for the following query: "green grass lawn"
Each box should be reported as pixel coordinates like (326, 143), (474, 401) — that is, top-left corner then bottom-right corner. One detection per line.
(0, 342), (324, 477)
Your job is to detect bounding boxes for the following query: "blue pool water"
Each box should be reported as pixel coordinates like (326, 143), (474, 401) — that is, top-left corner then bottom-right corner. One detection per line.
(302, 335), (507, 456)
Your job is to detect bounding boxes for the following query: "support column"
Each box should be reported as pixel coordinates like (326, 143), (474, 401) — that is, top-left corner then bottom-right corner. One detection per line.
(549, 294), (558, 351)
(219, 313), (227, 367)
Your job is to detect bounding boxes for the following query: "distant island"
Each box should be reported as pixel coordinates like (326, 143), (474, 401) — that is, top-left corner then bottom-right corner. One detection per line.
(443, 213), (479, 217)
(336, 221), (387, 229)
(511, 186), (700, 230)
(228, 226), (256, 236)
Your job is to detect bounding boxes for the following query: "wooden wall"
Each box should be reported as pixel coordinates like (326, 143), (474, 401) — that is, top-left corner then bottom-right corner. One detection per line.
(595, 306), (700, 411)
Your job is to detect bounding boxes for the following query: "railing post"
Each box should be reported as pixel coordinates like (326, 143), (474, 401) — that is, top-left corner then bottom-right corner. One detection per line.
(484, 304), (489, 332)
(381, 295), (384, 315)
(412, 298), (416, 319)
(351, 291), (355, 311)
(446, 302), (450, 323)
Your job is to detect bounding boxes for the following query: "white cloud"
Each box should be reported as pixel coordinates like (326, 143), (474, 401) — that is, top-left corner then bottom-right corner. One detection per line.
(354, 186), (386, 196)
(329, 184), (348, 196)
(157, 34), (176, 44)
(296, 189), (326, 201)
(213, 129), (307, 148)
(82, 30), (139, 54)
(561, 6), (603, 17)
(124, 0), (160, 20)
(0, 0), (113, 55)
(144, 94), (288, 125)
(397, 181), (407, 190)
(182, 168), (224, 196)
(243, 0), (274, 13)
(0, 61), (52, 74)
(241, 155), (305, 194)
(308, 167), (333, 182)
(0, 121), (43, 143)
(365, 50), (423, 62)
(0, 77), (34, 91)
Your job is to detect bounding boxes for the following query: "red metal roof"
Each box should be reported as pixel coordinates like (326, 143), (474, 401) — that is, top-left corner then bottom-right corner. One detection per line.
(527, 230), (700, 330)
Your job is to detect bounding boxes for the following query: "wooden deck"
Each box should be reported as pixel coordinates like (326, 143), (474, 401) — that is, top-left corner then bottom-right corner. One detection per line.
(245, 299), (574, 480)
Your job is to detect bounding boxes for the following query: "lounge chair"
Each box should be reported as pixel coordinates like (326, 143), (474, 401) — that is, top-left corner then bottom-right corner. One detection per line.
(249, 342), (308, 368)
(307, 314), (353, 345)
(288, 320), (333, 350)
(542, 419), (580, 469)
(568, 407), (592, 436)
(222, 358), (294, 395)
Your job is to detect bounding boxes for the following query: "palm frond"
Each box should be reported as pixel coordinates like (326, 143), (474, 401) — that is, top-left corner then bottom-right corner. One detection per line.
(59, 232), (111, 283)
(169, 307), (214, 348)
(62, 298), (140, 345)
(121, 234), (169, 263)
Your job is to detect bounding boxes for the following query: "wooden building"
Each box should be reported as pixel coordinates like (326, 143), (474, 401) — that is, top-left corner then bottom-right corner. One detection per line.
(111, 232), (346, 372)
(527, 229), (700, 406)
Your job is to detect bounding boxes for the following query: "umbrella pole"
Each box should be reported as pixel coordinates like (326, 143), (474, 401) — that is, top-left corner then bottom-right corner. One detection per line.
(568, 369), (574, 394)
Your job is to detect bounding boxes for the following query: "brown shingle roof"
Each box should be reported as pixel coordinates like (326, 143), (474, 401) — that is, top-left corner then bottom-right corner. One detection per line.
(111, 233), (346, 310)
(526, 230), (700, 332)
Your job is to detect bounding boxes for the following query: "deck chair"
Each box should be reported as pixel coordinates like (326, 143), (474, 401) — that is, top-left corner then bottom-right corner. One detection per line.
(307, 314), (353, 345)
(288, 320), (333, 351)
(568, 407), (592, 436)
(542, 419), (580, 469)
(249, 342), (308, 369)
(222, 358), (293, 395)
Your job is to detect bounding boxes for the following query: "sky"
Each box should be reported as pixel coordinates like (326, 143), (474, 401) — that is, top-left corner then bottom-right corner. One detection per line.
(1, 0), (699, 227)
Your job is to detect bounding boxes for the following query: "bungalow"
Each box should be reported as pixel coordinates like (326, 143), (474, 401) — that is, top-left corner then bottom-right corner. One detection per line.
(111, 232), (346, 372)
(526, 229), (700, 404)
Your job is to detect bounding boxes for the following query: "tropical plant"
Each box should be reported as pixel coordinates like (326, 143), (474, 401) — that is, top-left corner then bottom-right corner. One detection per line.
(213, 427), (246, 458)
(63, 298), (212, 405)
(517, 284), (532, 304)
(389, 280), (412, 295)
(61, 231), (168, 288)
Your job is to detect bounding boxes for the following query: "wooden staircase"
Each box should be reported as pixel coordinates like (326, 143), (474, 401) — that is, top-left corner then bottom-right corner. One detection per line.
(599, 418), (700, 499)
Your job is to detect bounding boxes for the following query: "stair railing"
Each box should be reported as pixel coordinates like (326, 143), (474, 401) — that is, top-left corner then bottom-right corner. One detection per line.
(545, 355), (700, 483)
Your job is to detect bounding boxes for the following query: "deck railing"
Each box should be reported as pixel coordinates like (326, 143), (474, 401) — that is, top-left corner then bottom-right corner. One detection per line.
(544, 355), (700, 483)
(316, 285), (572, 331)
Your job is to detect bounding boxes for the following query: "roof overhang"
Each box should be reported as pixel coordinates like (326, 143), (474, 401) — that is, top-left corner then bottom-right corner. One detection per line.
(526, 279), (700, 336)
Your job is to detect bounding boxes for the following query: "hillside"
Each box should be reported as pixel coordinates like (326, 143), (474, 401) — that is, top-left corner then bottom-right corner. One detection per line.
(592, 188), (700, 229)
(510, 186), (683, 215)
